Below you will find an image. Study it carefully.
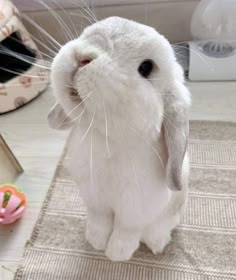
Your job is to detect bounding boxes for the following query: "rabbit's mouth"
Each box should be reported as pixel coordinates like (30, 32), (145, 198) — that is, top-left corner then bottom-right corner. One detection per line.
(69, 86), (82, 103)
(68, 65), (83, 102)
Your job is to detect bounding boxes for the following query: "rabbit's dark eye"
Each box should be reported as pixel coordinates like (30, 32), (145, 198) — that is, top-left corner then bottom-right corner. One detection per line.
(138, 60), (154, 78)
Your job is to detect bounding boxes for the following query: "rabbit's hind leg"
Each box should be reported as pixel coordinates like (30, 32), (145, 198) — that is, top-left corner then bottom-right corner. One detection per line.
(142, 213), (180, 254)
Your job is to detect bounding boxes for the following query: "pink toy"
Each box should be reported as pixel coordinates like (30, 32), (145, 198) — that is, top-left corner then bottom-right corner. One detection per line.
(0, 184), (27, 224)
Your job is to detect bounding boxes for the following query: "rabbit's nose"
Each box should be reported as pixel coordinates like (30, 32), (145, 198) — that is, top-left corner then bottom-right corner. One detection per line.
(79, 57), (93, 67)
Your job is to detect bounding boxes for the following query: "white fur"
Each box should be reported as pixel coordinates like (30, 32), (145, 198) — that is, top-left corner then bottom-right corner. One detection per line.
(49, 17), (191, 261)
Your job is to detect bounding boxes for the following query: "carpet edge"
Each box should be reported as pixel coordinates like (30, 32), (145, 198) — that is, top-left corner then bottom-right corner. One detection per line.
(13, 147), (68, 279)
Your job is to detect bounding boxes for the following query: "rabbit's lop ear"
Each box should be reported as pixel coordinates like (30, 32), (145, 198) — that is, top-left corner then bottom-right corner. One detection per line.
(163, 81), (191, 191)
(48, 103), (73, 130)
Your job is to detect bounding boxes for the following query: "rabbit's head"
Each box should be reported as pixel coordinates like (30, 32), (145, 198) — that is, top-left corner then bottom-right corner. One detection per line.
(48, 17), (191, 191)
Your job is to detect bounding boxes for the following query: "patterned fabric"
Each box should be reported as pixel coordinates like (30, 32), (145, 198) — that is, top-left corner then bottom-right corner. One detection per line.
(14, 121), (236, 280)
(0, 0), (49, 114)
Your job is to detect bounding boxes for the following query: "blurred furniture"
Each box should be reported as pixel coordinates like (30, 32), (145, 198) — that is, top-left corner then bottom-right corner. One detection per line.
(0, 0), (49, 114)
(14, 0), (200, 43)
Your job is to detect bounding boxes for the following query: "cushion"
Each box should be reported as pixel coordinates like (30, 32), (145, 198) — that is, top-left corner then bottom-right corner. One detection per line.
(0, 0), (49, 114)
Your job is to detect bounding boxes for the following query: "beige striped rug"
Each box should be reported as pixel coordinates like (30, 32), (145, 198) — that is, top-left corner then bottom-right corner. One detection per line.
(14, 121), (236, 280)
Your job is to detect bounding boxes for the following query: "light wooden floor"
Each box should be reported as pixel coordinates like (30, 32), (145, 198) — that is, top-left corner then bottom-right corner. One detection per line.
(0, 82), (236, 279)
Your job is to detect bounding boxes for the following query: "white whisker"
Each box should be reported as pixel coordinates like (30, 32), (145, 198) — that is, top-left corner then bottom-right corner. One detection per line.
(118, 122), (141, 190)
(4, 80), (49, 88)
(130, 156), (140, 190)
(173, 44), (215, 71)
(29, 33), (57, 57)
(69, 11), (94, 25)
(103, 101), (110, 157)
(80, 106), (96, 144)
(151, 146), (164, 168)
(22, 13), (62, 50)
(144, 2), (148, 25)
(51, 0), (79, 38)
(37, 0), (74, 42)
(59, 91), (92, 126)
(0, 48), (51, 70)
(162, 112), (178, 132)
(90, 122), (94, 186)
(62, 103), (87, 125)
(129, 126), (164, 168)
(72, 0), (98, 23)
(0, 66), (44, 78)
(0, 31), (55, 60)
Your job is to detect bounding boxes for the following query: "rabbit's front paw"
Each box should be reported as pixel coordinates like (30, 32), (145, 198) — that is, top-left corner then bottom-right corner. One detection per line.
(145, 233), (171, 254)
(105, 229), (140, 261)
(86, 224), (110, 251)
(86, 210), (113, 251)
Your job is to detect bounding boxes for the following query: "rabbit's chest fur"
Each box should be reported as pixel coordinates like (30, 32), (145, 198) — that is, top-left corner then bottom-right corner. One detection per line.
(68, 121), (170, 226)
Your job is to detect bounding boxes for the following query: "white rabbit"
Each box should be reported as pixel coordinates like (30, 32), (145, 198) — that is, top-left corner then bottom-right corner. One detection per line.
(48, 17), (191, 261)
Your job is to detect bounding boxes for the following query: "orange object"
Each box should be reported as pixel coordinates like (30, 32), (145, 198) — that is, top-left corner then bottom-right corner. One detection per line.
(0, 184), (27, 224)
